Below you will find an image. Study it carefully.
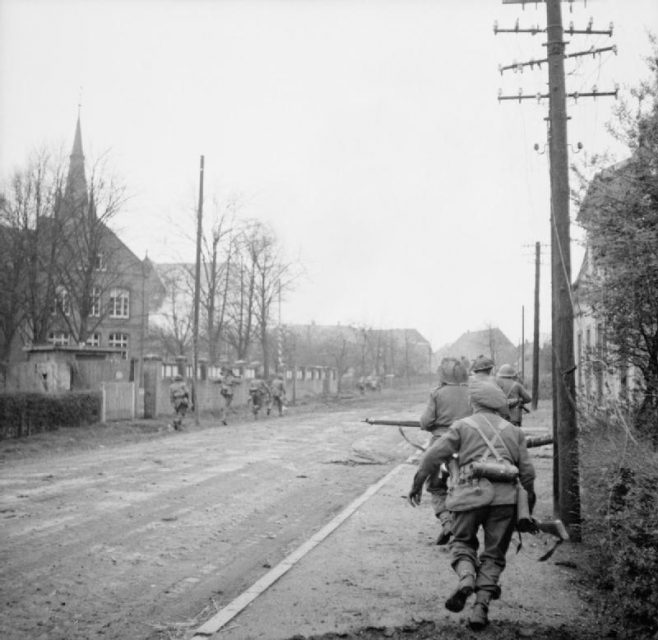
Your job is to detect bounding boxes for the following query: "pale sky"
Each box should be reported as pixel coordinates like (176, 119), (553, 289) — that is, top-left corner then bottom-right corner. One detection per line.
(1, 0), (656, 350)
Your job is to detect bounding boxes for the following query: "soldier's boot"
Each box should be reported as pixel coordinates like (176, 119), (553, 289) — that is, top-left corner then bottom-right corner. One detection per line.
(445, 561), (476, 613)
(436, 511), (453, 546)
(468, 590), (492, 631)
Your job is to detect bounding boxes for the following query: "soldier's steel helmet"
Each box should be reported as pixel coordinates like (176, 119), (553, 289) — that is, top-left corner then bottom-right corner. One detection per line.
(497, 364), (517, 378)
(437, 358), (468, 384)
(174, 374), (183, 381)
(472, 355), (495, 372)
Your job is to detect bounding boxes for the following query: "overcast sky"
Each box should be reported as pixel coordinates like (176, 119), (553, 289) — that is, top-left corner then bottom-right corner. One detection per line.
(1, 0), (656, 351)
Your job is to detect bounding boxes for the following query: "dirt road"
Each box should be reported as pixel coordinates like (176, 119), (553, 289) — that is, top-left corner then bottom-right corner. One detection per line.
(0, 392), (423, 640)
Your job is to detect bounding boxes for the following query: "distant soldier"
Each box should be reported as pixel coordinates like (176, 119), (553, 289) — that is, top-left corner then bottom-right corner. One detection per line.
(470, 356), (511, 421)
(270, 373), (287, 416)
(495, 365), (532, 427)
(419, 357), (472, 545)
(367, 375), (382, 392)
(169, 374), (190, 431)
(217, 367), (240, 425)
(356, 376), (366, 395)
(248, 374), (270, 419)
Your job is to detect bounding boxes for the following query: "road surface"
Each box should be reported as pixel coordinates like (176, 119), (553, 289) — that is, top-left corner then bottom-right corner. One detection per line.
(0, 392), (425, 640)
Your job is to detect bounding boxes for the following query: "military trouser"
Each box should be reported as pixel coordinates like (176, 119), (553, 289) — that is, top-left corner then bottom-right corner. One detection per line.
(172, 401), (188, 429)
(450, 504), (516, 598)
(271, 395), (284, 416)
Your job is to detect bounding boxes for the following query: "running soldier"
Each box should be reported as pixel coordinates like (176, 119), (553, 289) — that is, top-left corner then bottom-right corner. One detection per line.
(409, 380), (536, 630)
(248, 374), (270, 419)
(419, 357), (471, 545)
(269, 373), (286, 416)
(218, 367), (240, 425)
(495, 364), (532, 427)
(169, 374), (190, 431)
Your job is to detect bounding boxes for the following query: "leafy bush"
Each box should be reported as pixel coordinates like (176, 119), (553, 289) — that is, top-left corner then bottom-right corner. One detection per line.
(0, 391), (102, 438)
(580, 411), (658, 639)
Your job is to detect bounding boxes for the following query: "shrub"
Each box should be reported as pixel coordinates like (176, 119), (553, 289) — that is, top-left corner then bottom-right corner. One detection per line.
(580, 410), (658, 639)
(0, 391), (102, 439)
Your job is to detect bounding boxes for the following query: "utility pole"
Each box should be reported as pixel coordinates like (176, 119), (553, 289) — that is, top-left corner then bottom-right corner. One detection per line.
(497, 1), (617, 541)
(532, 241), (540, 410)
(546, 0), (580, 539)
(192, 155), (204, 427)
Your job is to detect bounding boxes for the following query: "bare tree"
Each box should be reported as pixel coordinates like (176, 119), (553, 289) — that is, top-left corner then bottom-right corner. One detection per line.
(224, 253), (257, 362)
(244, 221), (297, 376)
(0, 149), (65, 379)
(53, 155), (128, 344)
(199, 196), (239, 364)
(149, 264), (194, 358)
(319, 333), (355, 395)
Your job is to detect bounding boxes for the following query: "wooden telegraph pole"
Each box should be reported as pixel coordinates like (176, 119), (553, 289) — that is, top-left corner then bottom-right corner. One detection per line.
(192, 155), (204, 427)
(545, 0), (581, 540)
(497, 0), (617, 539)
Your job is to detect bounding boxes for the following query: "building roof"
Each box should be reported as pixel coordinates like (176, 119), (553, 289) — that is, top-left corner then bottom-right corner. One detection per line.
(63, 114), (88, 211)
(435, 327), (517, 366)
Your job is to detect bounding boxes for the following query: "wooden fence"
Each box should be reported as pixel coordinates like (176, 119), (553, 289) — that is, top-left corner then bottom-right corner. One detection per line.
(101, 382), (136, 422)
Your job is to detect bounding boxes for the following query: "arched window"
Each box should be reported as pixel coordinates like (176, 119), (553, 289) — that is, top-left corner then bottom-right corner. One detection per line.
(109, 288), (130, 318)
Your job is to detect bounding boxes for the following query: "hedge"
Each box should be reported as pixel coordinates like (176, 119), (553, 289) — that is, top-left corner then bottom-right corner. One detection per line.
(0, 391), (102, 439)
(580, 413), (658, 639)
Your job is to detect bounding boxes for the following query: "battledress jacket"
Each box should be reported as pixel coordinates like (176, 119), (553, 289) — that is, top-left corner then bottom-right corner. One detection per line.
(419, 384), (471, 431)
(415, 411), (536, 506)
(496, 378), (532, 424)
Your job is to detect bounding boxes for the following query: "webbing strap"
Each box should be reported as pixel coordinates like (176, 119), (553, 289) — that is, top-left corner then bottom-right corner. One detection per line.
(462, 415), (514, 462)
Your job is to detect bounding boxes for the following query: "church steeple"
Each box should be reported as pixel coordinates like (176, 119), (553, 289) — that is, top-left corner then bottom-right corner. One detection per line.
(64, 114), (88, 213)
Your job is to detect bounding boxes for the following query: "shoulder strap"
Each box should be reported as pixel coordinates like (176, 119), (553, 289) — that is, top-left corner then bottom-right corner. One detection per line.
(462, 416), (504, 461)
(463, 415), (514, 462)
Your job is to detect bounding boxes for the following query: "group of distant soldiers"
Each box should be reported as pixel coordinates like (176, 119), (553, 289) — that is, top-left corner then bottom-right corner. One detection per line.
(409, 354), (533, 631)
(355, 375), (382, 394)
(168, 368), (287, 430)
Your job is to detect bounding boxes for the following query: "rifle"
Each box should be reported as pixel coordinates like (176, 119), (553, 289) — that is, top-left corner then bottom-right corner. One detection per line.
(525, 518), (570, 561)
(362, 418), (552, 449)
(362, 418), (423, 428)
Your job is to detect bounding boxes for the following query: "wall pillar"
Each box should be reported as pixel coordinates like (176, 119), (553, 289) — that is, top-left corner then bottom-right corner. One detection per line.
(143, 354), (162, 419)
(175, 355), (187, 378)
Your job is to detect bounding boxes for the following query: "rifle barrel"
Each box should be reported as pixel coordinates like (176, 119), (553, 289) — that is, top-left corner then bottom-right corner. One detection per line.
(362, 420), (552, 448)
(363, 419), (421, 428)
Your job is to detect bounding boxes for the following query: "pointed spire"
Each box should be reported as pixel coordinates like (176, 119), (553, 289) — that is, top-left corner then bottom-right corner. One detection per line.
(64, 113), (88, 214)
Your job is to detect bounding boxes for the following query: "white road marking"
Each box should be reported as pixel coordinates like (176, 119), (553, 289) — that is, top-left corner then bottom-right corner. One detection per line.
(191, 459), (413, 638)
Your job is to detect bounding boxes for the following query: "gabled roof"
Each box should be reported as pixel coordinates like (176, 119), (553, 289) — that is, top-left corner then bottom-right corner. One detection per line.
(435, 327), (517, 365)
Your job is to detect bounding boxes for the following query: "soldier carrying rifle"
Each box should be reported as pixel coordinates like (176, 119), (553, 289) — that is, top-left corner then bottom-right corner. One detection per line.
(408, 379), (537, 631)
(418, 357), (472, 545)
(495, 364), (532, 427)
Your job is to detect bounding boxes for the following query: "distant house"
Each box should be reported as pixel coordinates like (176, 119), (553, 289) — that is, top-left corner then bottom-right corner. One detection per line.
(435, 327), (518, 371)
(572, 160), (640, 404)
(8, 116), (164, 366)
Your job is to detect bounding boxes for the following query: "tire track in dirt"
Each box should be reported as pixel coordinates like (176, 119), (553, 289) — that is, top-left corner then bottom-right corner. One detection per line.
(0, 399), (422, 640)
